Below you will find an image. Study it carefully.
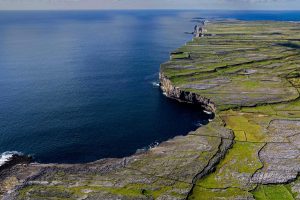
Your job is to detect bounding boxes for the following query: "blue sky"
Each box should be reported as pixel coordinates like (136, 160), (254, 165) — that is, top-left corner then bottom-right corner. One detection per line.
(0, 0), (299, 10)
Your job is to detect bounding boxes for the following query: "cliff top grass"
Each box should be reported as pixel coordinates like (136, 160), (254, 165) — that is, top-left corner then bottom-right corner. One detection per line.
(174, 21), (300, 200)
(161, 20), (300, 110)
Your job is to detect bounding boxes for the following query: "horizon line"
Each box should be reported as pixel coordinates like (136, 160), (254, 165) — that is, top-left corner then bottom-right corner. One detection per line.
(0, 8), (300, 11)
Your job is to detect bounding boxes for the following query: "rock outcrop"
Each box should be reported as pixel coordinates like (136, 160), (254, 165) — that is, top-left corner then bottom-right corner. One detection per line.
(159, 72), (216, 113)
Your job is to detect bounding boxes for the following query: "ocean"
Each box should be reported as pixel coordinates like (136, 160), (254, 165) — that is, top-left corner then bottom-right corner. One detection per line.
(0, 10), (299, 164)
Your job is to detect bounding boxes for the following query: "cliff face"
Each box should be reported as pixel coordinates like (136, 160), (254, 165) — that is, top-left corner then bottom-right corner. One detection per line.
(159, 72), (216, 113)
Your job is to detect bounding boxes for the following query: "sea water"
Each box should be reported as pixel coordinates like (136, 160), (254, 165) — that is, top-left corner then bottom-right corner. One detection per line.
(0, 10), (299, 164)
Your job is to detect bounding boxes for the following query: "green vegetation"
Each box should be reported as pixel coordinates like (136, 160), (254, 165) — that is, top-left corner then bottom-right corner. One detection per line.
(252, 185), (294, 200)
(18, 181), (190, 200)
(189, 142), (264, 199)
(174, 21), (300, 199)
(189, 187), (253, 200)
(171, 52), (190, 60)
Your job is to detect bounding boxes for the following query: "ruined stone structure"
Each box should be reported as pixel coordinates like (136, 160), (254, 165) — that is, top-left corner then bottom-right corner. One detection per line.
(194, 21), (207, 37)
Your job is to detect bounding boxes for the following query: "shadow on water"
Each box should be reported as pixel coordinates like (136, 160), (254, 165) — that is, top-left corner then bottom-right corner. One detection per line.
(134, 91), (214, 154)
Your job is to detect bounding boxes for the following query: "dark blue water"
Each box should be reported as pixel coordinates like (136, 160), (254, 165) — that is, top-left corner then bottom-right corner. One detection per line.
(0, 10), (299, 164)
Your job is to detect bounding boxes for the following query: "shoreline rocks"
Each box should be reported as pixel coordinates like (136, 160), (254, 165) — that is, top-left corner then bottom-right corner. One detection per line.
(159, 72), (216, 113)
(0, 153), (32, 173)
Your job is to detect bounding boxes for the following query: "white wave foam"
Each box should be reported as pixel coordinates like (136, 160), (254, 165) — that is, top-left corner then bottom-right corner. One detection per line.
(0, 151), (22, 166)
(148, 141), (159, 149)
(195, 122), (203, 126)
(151, 81), (160, 87)
(204, 110), (212, 115)
(136, 142), (159, 154)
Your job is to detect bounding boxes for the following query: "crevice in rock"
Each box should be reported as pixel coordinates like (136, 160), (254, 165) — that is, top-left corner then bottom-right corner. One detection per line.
(186, 137), (234, 199)
(189, 131), (291, 144)
(250, 143), (267, 183)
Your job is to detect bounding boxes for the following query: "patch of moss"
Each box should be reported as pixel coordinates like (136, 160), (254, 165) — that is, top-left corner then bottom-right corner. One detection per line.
(221, 111), (267, 142)
(195, 142), (264, 191)
(252, 185), (295, 200)
(288, 78), (300, 87)
(171, 52), (190, 60)
(18, 181), (190, 199)
(241, 105), (276, 115)
(18, 185), (74, 200)
(189, 186), (253, 200)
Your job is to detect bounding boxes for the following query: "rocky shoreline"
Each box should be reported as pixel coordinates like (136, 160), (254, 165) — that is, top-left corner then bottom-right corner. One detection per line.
(1, 20), (300, 199)
(0, 154), (32, 173)
(159, 72), (216, 113)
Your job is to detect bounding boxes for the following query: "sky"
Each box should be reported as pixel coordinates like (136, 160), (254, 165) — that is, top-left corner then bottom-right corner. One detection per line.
(0, 0), (299, 10)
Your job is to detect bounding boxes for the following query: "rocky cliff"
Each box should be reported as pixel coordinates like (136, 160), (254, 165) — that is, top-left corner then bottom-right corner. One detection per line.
(159, 72), (216, 113)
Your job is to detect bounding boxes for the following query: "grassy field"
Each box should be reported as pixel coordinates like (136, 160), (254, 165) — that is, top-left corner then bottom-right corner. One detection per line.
(161, 21), (300, 200)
